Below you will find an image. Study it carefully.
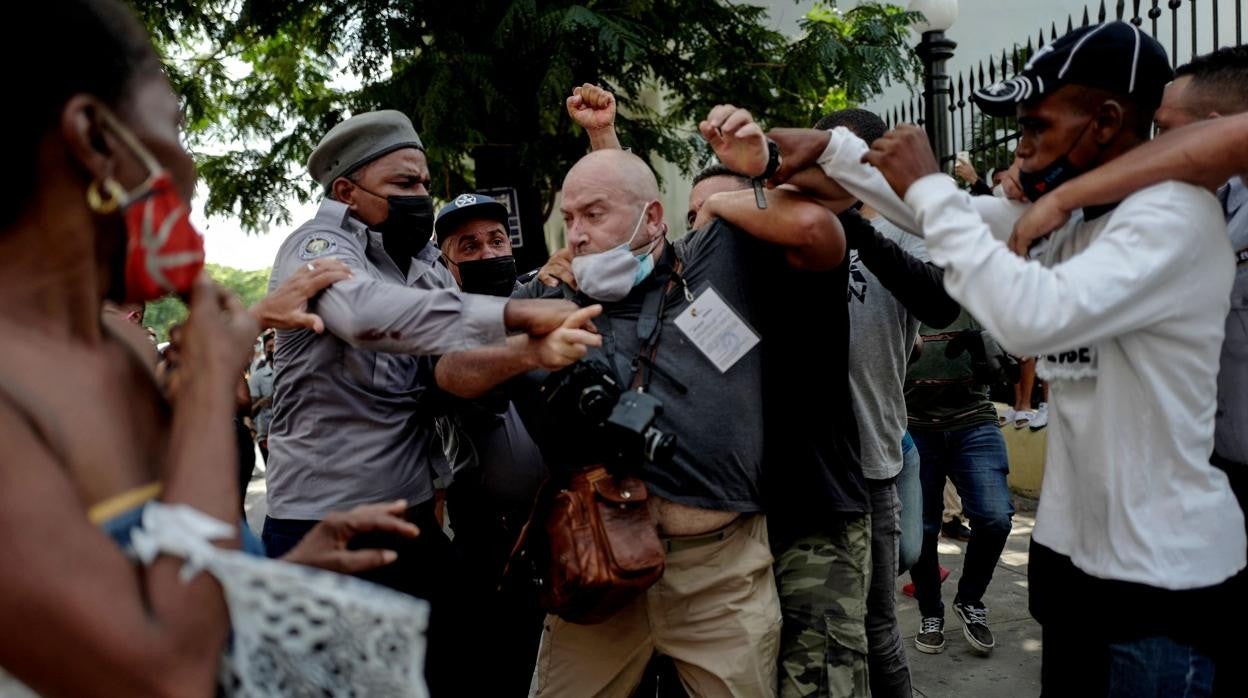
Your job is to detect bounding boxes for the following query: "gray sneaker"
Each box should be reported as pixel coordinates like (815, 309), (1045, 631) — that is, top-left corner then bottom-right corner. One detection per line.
(915, 616), (946, 654)
(954, 601), (995, 656)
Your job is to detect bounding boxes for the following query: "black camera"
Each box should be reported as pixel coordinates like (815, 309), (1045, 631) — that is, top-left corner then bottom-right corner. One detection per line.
(539, 358), (677, 468)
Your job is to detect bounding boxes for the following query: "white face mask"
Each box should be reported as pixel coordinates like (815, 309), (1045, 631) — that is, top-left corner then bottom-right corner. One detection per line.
(571, 202), (660, 301)
(992, 183), (1007, 198)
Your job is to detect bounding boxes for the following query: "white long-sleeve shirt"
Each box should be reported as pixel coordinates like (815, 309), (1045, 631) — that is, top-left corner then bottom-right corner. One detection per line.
(817, 127), (1246, 589)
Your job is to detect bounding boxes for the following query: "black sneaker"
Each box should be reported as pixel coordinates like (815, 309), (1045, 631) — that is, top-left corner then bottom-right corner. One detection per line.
(941, 517), (972, 541)
(915, 616), (946, 654)
(954, 601), (995, 656)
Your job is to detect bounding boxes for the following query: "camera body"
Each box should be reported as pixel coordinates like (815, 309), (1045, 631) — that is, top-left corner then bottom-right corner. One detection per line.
(540, 358), (677, 469)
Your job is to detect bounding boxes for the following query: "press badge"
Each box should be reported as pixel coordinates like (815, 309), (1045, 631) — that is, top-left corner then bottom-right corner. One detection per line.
(674, 286), (760, 373)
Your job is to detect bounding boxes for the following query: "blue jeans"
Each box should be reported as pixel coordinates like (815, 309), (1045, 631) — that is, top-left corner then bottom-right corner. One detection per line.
(896, 433), (922, 575)
(909, 422), (1013, 618)
(1031, 540), (1221, 697)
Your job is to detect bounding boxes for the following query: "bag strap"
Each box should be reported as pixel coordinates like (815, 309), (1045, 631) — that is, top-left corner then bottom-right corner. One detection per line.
(629, 256), (685, 392)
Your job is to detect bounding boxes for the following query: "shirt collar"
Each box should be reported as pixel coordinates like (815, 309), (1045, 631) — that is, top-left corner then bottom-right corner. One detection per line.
(314, 198), (369, 240)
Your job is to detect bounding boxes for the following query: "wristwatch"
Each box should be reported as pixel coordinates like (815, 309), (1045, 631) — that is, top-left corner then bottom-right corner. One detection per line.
(752, 139), (782, 209)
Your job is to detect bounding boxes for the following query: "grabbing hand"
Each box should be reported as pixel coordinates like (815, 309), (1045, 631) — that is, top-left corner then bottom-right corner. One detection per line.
(504, 298), (584, 337)
(537, 247), (578, 290)
(282, 500), (420, 574)
(530, 305), (603, 371)
(860, 124), (941, 199)
(567, 84), (617, 132)
(767, 128), (833, 184)
(1008, 194), (1069, 257)
(998, 159), (1029, 203)
(700, 105), (769, 177)
(252, 258), (352, 333)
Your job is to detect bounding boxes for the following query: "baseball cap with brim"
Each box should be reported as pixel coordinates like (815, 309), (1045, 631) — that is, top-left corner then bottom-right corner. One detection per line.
(435, 193), (511, 245)
(307, 110), (425, 192)
(972, 21), (1173, 118)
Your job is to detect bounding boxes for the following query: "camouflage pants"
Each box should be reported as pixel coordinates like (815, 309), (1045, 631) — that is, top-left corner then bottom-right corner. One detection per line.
(775, 516), (872, 698)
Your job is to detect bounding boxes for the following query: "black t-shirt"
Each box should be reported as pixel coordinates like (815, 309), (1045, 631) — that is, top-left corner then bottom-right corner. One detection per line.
(756, 247), (868, 546)
(511, 219), (865, 521)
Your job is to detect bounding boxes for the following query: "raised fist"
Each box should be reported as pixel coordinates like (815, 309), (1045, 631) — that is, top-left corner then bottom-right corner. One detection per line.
(566, 83), (616, 132)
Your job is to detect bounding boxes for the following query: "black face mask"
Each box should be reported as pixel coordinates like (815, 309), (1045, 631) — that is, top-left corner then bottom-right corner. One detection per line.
(453, 255), (518, 297)
(352, 183), (435, 266)
(1018, 118), (1097, 202)
(373, 194), (435, 238)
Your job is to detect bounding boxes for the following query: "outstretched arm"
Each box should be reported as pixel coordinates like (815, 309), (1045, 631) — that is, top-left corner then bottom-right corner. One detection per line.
(839, 209), (960, 328)
(436, 305), (604, 399)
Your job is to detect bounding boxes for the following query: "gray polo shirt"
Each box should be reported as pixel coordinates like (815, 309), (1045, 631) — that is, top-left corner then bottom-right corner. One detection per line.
(265, 199), (508, 520)
(1217, 177), (1248, 465)
(846, 216), (929, 480)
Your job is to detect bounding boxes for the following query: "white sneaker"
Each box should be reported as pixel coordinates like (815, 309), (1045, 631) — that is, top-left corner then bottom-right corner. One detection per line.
(1000, 407), (1016, 427)
(1013, 409), (1036, 429)
(1029, 403), (1049, 431)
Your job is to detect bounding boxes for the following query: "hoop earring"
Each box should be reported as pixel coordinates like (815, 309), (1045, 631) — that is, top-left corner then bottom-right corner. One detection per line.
(86, 177), (127, 214)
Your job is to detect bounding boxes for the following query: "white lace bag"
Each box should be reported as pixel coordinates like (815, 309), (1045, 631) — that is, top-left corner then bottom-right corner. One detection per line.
(2, 503), (429, 697)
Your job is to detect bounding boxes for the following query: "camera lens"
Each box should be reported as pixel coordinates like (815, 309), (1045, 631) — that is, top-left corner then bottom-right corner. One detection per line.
(579, 385), (614, 422)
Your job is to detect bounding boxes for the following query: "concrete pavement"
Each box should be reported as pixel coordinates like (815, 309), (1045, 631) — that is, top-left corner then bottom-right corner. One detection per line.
(900, 496), (1042, 698)
(243, 466), (1044, 697)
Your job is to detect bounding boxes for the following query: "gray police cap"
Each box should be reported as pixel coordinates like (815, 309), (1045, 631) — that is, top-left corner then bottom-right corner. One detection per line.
(307, 110), (425, 192)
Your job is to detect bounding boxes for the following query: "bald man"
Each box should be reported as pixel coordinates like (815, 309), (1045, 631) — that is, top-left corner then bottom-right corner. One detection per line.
(438, 144), (849, 697)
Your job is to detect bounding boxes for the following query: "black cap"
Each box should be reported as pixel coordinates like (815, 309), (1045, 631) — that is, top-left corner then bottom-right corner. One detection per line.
(434, 193), (510, 244)
(972, 21), (1173, 117)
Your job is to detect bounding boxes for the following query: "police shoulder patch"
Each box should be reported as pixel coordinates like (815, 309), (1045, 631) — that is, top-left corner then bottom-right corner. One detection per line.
(298, 235), (338, 260)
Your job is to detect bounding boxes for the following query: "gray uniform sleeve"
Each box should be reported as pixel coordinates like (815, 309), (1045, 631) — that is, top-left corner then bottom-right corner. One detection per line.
(273, 225), (508, 355)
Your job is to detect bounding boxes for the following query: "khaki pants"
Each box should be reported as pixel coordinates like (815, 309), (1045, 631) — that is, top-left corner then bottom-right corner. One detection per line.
(529, 514), (782, 698)
(942, 478), (963, 523)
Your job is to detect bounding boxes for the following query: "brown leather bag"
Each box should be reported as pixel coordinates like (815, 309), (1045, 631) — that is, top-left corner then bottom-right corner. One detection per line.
(509, 259), (684, 624)
(531, 465), (665, 624)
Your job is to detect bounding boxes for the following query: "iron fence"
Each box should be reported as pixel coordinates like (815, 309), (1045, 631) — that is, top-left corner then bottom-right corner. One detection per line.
(883, 0), (1248, 179)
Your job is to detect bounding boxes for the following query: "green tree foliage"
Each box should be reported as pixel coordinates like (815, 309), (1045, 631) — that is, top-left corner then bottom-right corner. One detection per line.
(145, 263), (271, 342)
(134, 0), (921, 242)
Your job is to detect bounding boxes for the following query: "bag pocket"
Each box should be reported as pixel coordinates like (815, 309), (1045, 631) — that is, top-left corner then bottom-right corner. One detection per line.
(592, 476), (664, 577)
(821, 609), (869, 697)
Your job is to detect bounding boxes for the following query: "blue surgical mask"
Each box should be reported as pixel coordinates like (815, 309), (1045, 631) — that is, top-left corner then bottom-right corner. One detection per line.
(571, 202), (661, 301)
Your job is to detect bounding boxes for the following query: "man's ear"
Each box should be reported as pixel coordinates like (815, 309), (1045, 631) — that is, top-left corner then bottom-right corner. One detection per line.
(59, 95), (119, 184)
(646, 200), (666, 237)
(331, 177), (358, 209)
(1094, 100), (1127, 144)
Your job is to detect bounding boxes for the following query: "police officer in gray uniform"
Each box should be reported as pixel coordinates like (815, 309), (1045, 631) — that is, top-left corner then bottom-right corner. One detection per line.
(261, 110), (584, 696)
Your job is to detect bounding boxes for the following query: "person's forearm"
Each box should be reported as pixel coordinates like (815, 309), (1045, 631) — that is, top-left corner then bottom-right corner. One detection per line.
(1050, 112), (1248, 213)
(782, 166), (858, 210)
(320, 280), (508, 354)
(843, 212), (960, 328)
(704, 187), (846, 270)
(587, 125), (622, 151)
(164, 368), (244, 527)
(436, 335), (539, 399)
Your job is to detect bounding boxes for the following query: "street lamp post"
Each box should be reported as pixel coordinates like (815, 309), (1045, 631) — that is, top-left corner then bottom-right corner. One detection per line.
(909, 0), (959, 168)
